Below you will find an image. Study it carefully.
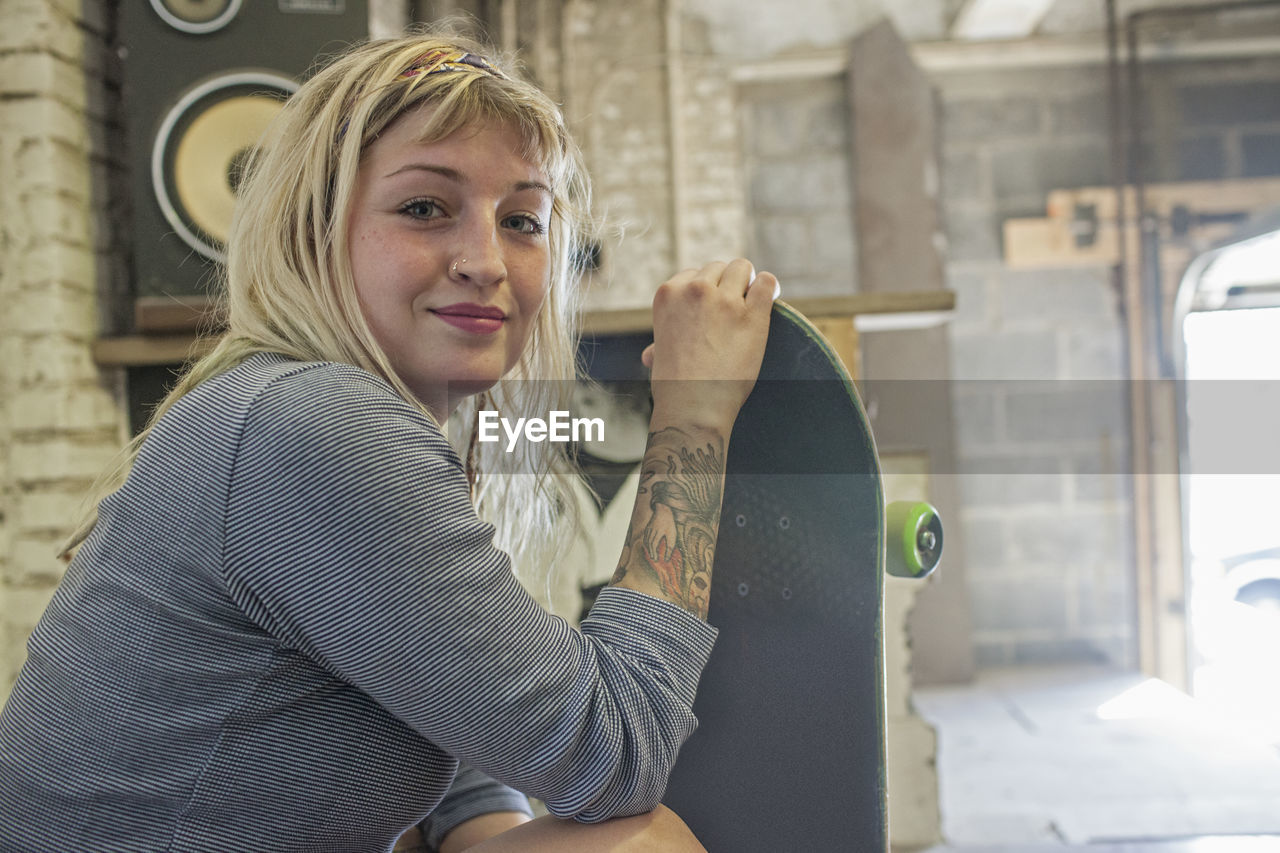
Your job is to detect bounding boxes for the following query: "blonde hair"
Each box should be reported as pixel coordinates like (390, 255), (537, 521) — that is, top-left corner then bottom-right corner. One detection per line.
(65, 29), (593, 604)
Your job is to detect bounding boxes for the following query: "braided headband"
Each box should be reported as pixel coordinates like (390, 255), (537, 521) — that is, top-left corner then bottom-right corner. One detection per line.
(398, 47), (507, 80)
(335, 47), (506, 143)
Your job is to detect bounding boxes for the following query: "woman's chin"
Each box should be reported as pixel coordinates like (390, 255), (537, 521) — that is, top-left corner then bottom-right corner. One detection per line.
(448, 377), (502, 403)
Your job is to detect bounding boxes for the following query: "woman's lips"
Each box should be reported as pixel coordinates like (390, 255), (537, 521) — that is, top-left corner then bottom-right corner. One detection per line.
(431, 303), (506, 335)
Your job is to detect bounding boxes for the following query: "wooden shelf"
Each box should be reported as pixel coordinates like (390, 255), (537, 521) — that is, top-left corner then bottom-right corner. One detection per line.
(93, 290), (955, 367)
(92, 334), (217, 367)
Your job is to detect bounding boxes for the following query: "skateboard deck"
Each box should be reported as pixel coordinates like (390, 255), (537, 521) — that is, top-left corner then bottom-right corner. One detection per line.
(658, 301), (940, 852)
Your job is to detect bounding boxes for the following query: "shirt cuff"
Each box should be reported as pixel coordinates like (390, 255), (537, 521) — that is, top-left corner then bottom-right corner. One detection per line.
(579, 586), (719, 708)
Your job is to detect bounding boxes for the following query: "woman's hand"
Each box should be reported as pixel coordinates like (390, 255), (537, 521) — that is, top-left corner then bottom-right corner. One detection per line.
(642, 259), (777, 434)
(607, 260), (776, 618)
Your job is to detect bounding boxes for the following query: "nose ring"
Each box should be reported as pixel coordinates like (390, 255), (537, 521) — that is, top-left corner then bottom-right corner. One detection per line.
(451, 258), (468, 275)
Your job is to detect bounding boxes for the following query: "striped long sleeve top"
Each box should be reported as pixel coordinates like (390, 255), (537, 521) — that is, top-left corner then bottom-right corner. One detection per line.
(0, 353), (717, 852)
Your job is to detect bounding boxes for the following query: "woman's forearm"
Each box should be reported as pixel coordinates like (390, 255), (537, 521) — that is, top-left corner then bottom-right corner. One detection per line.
(608, 423), (728, 620)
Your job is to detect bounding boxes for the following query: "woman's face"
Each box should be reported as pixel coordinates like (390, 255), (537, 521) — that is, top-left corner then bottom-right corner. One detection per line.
(346, 104), (553, 418)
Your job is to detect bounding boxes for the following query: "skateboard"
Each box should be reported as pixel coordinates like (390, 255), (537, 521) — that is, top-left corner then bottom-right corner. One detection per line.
(652, 301), (941, 852)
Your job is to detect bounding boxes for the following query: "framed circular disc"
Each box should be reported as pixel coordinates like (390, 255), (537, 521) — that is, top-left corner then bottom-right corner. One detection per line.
(149, 0), (242, 34)
(151, 72), (297, 262)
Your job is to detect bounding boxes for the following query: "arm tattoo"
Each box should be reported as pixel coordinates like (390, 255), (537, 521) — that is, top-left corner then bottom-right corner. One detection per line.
(611, 426), (726, 619)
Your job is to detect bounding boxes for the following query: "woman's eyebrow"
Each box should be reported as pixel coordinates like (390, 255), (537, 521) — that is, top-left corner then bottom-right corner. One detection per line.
(514, 179), (553, 197)
(384, 163), (551, 197)
(384, 163), (461, 181)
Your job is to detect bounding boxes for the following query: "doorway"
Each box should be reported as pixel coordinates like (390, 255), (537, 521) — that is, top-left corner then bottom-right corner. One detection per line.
(1177, 225), (1280, 744)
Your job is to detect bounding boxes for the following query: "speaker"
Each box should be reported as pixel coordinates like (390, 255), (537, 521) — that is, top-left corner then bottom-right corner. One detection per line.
(121, 0), (370, 301)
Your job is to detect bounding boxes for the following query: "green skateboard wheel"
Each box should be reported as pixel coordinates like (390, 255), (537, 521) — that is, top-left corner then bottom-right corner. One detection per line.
(885, 501), (942, 579)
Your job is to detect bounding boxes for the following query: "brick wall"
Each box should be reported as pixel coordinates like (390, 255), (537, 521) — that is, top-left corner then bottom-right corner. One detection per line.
(0, 0), (127, 702)
(935, 55), (1280, 668)
(740, 75), (857, 297)
(559, 0), (746, 310)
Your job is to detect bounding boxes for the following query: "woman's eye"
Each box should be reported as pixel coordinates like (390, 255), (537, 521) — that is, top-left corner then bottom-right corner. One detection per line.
(502, 213), (545, 235)
(400, 199), (442, 219)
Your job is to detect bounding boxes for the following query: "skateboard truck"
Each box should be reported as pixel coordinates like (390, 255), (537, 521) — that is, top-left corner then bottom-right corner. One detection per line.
(885, 501), (942, 579)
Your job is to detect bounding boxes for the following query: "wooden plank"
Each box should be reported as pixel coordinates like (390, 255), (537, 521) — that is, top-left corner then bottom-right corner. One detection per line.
(91, 335), (216, 367)
(1003, 217), (1124, 269)
(1009, 178), (1280, 271)
(787, 290), (955, 318)
(588, 292), (955, 335)
(811, 315), (861, 382)
(1045, 177), (1280, 222)
(108, 292), (951, 367)
(131, 290), (956, 343)
(135, 296), (225, 333)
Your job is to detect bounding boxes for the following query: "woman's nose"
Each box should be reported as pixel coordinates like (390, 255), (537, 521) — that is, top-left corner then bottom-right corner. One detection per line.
(449, 217), (506, 287)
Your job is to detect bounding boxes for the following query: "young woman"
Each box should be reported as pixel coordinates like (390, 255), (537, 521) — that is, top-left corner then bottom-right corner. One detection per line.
(0, 31), (776, 852)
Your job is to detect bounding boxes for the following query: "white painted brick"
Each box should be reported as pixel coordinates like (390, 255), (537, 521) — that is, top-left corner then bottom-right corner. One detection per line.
(0, 51), (87, 112)
(3, 536), (68, 587)
(11, 241), (95, 290)
(750, 215), (813, 281)
(8, 385), (121, 435)
(14, 488), (89, 536)
(2, 0), (109, 704)
(16, 193), (93, 247)
(0, 3), (83, 57)
(7, 285), (98, 336)
(0, 97), (87, 145)
(6, 0), (83, 27)
(9, 438), (119, 485)
(0, 337), (107, 386)
(2, 585), (59, 640)
(14, 137), (91, 198)
(46, 0), (85, 22)
(683, 203), (745, 260)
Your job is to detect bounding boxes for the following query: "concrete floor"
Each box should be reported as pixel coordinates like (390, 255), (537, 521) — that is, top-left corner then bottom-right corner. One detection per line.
(913, 665), (1280, 852)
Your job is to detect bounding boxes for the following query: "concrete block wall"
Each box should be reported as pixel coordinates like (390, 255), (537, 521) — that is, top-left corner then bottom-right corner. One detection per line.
(934, 54), (1280, 669)
(0, 0), (127, 702)
(937, 64), (1136, 669)
(740, 75), (857, 296)
(1144, 58), (1280, 182)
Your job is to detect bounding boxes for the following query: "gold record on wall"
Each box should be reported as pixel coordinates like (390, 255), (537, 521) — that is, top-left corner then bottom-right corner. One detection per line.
(149, 0), (243, 34)
(151, 72), (297, 261)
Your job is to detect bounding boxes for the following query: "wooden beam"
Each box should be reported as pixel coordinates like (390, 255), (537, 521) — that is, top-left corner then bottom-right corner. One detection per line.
(135, 295), (226, 333)
(811, 315), (860, 382)
(103, 291), (955, 366)
(92, 335), (217, 367)
(1003, 217), (1125, 269)
(1004, 178), (1280, 270)
(1045, 177), (1280, 222)
(131, 290), (956, 343)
